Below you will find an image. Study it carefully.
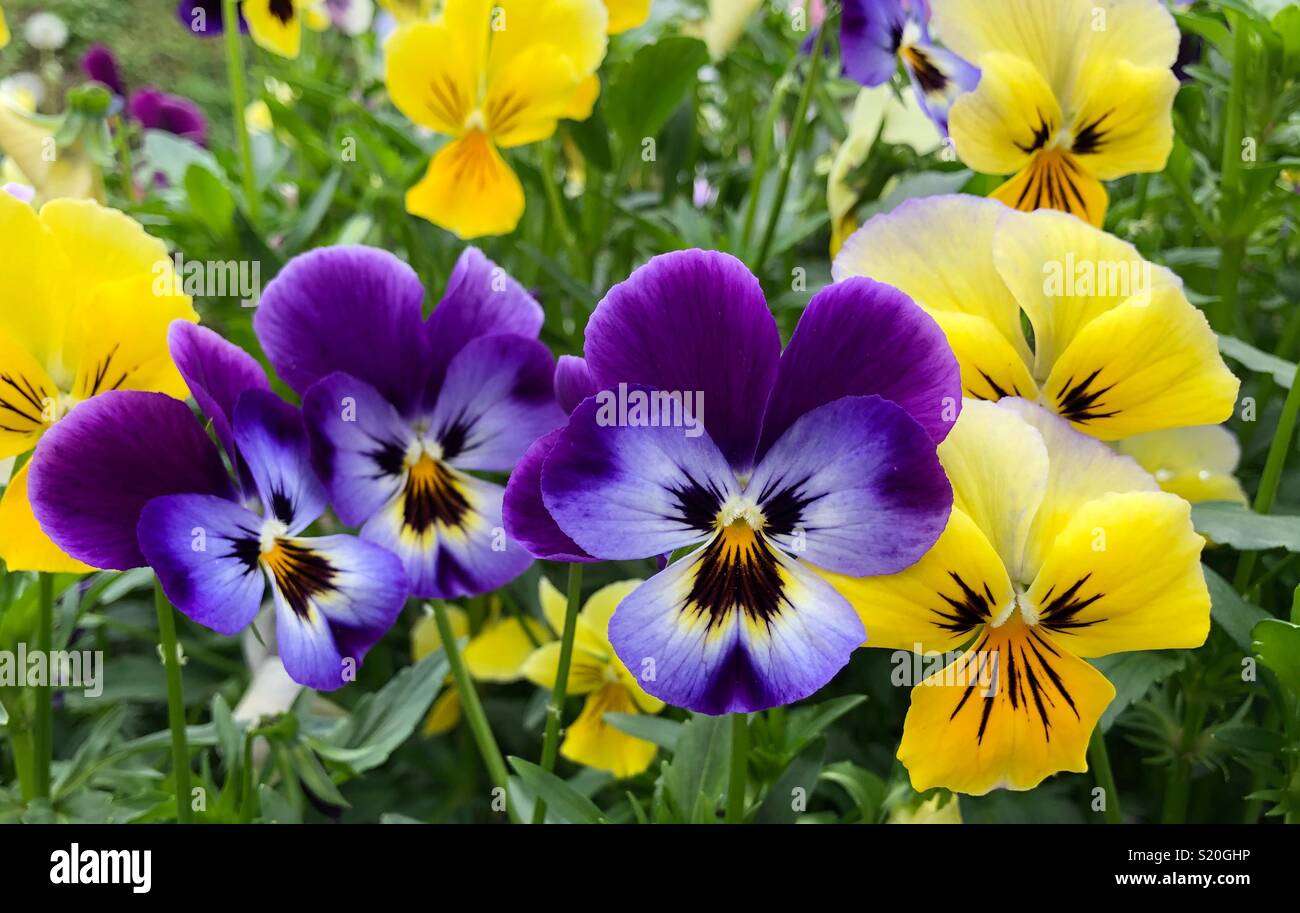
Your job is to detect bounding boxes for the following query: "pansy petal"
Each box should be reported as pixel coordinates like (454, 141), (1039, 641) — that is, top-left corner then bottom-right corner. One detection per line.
(749, 395), (951, 577)
(540, 393), (739, 561)
(428, 334), (565, 472)
(406, 133), (525, 241)
(0, 327), (59, 459)
(840, 0), (908, 87)
(989, 150), (1108, 227)
(243, 0), (305, 58)
(522, 641), (608, 695)
(554, 355), (596, 414)
(1067, 58), (1177, 181)
(561, 684), (658, 778)
(486, 0), (608, 82)
(759, 278), (961, 451)
(577, 579), (641, 653)
(605, 0), (650, 34)
(583, 250), (780, 472)
(168, 321), (270, 462)
(897, 619), (1114, 795)
(930, 312), (1038, 402)
(384, 19), (481, 135)
(609, 541), (865, 714)
(302, 372), (415, 527)
(502, 430), (596, 562)
(947, 52), (1063, 177)
(1026, 491), (1209, 657)
(0, 462), (95, 573)
(465, 616), (553, 682)
(903, 40), (981, 134)
(233, 389), (329, 534)
(424, 246), (544, 408)
(255, 245), (427, 416)
(137, 493), (266, 636)
(1115, 426), (1247, 505)
(29, 391), (234, 570)
(930, 0), (1090, 97)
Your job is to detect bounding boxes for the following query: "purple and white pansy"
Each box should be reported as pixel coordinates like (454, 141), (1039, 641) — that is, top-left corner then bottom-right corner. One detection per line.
(253, 245), (566, 600)
(504, 250), (959, 715)
(29, 323), (407, 690)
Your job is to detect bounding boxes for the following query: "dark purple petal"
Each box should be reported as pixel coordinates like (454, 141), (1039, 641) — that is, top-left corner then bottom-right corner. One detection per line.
(177, 0), (248, 36)
(757, 277), (961, 454)
(423, 247), (544, 411)
(28, 392), (234, 570)
(748, 395), (951, 576)
(233, 389), (329, 535)
(554, 355), (595, 414)
(169, 321), (270, 466)
(255, 246), (428, 417)
(429, 334), (565, 472)
(502, 430), (596, 562)
(138, 494), (266, 636)
(82, 44), (125, 97)
(128, 88), (206, 144)
(840, 0), (908, 87)
(583, 250), (780, 473)
(902, 40), (979, 136)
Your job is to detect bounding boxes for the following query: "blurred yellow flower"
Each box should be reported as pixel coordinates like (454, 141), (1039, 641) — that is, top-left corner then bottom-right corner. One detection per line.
(888, 793), (962, 824)
(604, 0), (649, 33)
(384, 0), (608, 238)
(244, 0), (329, 59)
(0, 6), (9, 49)
(1115, 425), (1248, 505)
(686, 0), (762, 60)
(378, 0), (437, 22)
(0, 101), (105, 205)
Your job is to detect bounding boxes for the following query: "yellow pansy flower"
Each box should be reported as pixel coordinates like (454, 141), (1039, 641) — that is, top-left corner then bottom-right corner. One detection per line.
(244, 0), (329, 60)
(384, 0), (608, 238)
(887, 793), (962, 824)
(1116, 425), (1249, 505)
(834, 195), (1240, 441)
(686, 0), (762, 60)
(378, 0), (437, 23)
(826, 398), (1211, 795)
(411, 600), (553, 735)
(604, 0), (649, 33)
(0, 193), (196, 572)
(0, 101), (105, 204)
(523, 577), (665, 779)
(0, 6), (9, 49)
(931, 0), (1180, 226)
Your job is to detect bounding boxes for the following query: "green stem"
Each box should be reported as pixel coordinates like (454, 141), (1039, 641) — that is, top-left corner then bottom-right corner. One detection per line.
(726, 713), (749, 824)
(1233, 365), (1300, 590)
(532, 564), (583, 825)
(753, 15), (829, 271)
(32, 573), (53, 800)
(1213, 13), (1249, 333)
(431, 600), (518, 823)
(10, 726), (37, 802)
(538, 138), (583, 272)
(1161, 697), (1207, 824)
(154, 579), (193, 823)
(1087, 727), (1123, 824)
(113, 116), (138, 204)
(222, 0), (260, 224)
(740, 72), (792, 251)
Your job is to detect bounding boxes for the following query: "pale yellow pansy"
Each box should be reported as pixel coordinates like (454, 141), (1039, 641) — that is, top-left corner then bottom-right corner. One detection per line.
(1116, 426), (1249, 505)
(0, 101), (105, 205)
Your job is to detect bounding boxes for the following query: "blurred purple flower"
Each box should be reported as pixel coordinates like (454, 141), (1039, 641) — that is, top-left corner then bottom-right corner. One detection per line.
(129, 88), (208, 146)
(177, 0), (248, 37)
(81, 44), (125, 97)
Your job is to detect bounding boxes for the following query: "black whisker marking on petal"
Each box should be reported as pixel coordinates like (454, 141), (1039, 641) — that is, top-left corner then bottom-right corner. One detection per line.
(263, 539), (337, 620)
(1027, 637), (1080, 719)
(931, 571), (994, 634)
(402, 455), (472, 535)
(1072, 109), (1113, 156)
(755, 474), (821, 539)
(668, 475), (727, 534)
(682, 524), (791, 631)
(269, 0), (296, 25)
(1038, 573), (1106, 633)
(1055, 369), (1120, 423)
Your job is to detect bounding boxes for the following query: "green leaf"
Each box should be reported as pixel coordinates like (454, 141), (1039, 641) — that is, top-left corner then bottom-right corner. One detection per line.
(138, 129), (222, 188)
(184, 163), (236, 236)
(1253, 619), (1300, 696)
(507, 757), (607, 824)
(256, 784), (301, 825)
(1192, 501), (1300, 552)
(818, 761), (885, 823)
(783, 695), (867, 753)
(288, 743), (350, 809)
(605, 37), (709, 147)
(1091, 651), (1187, 731)
(1205, 566), (1272, 652)
(603, 712), (682, 751)
(754, 737), (825, 824)
(1218, 334), (1298, 388)
(283, 169), (342, 253)
(661, 713), (732, 823)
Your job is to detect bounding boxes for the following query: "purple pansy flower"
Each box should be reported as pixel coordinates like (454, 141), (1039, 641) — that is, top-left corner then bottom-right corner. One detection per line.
(503, 250), (959, 714)
(82, 44), (126, 97)
(840, 0), (978, 135)
(129, 88), (208, 146)
(177, 0), (248, 36)
(29, 324), (407, 691)
(253, 245), (566, 600)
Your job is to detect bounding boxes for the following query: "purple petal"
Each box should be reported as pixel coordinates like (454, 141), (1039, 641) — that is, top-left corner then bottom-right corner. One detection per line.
(169, 321), (270, 466)
(429, 334), (565, 472)
(502, 430), (597, 562)
(302, 372), (414, 527)
(540, 391), (739, 561)
(177, 0), (247, 36)
(233, 390), (329, 534)
(609, 544), (865, 714)
(748, 395), (951, 576)
(584, 250), (780, 473)
(82, 44), (125, 97)
(255, 246), (428, 417)
(840, 0), (908, 87)
(29, 392), (234, 570)
(423, 247), (544, 411)
(554, 355), (596, 414)
(138, 494), (266, 636)
(903, 40), (980, 136)
(127, 88), (206, 144)
(758, 277), (961, 454)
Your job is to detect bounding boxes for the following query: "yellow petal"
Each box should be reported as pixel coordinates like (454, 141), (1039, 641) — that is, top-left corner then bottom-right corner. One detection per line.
(823, 507), (1015, 655)
(898, 618), (1114, 795)
(575, 579), (641, 653)
(486, 0), (607, 85)
(0, 329), (59, 459)
(833, 194), (1032, 368)
(561, 684), (658, 778)
(520, 641), (607, 695)
(405, 132), (525, 239)
(378, 0), (437, 23)
(604, 0), (650, 33)
(1068, 58), (1177, 181)
(484, 45), (589, 148)
(0, 7), (8, 48)
(1081, 0), (1181, 71)
(992, 207), (1181, 377)
(931, 312), (1037, 403)
(562, 74), (601, 123)
(0, 103), (105, 205)
(1115, 425), (1248, 505)
(538, 574), (567, 635)
(244, 0), (306, 59)
(464, 616), (553, 681)
(0, 461), (94, 573)
(422, 687), (463, 736)
(1042, 285), (1240, 440)
(947, 52), (1063, 177)
(1026, 491), (1211, 657)
(989, 150), (1108, 227)
(684, 0), (763, 60)
(887, 793), (962, 824)
(411, 604), (470, 661)
(384, 20), (480, 135)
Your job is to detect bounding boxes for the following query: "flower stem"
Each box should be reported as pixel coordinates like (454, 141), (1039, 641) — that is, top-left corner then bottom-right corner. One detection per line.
(222, 0), (260, 224)
(726, 713), (749, 824)
(532, 564), (583, 825)
(1213, 12), (1250, 334)
(431, 600), (518, 823)
(1087, 727), (1122, 824)
(32, 573), (54, 800)
(10, 726), (37, 802)
(112, 115), (138, 204)
(1233, 364), (1300, 590)
(538, 138), (583, 272)
(753, 15), (829, 271)
(1161, 696), (1207, 824)
(154, 578), (193, 823)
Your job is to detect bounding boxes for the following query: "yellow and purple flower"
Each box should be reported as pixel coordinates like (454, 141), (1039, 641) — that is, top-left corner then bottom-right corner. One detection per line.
(504, 250), (958, 714)
(29, 324), (408, 691)
(254, 245), (566, 599)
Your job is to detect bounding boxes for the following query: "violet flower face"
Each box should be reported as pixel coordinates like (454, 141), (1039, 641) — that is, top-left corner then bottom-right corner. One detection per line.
(129, 88), (209, 146)
(254, 245), (566, 600)
(81, 44), (125, 97)
(29, 325), (407, 691)
(177, 0), (248, 36)
(504, 250), (959, 714)
(840, 0), (979, 135)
